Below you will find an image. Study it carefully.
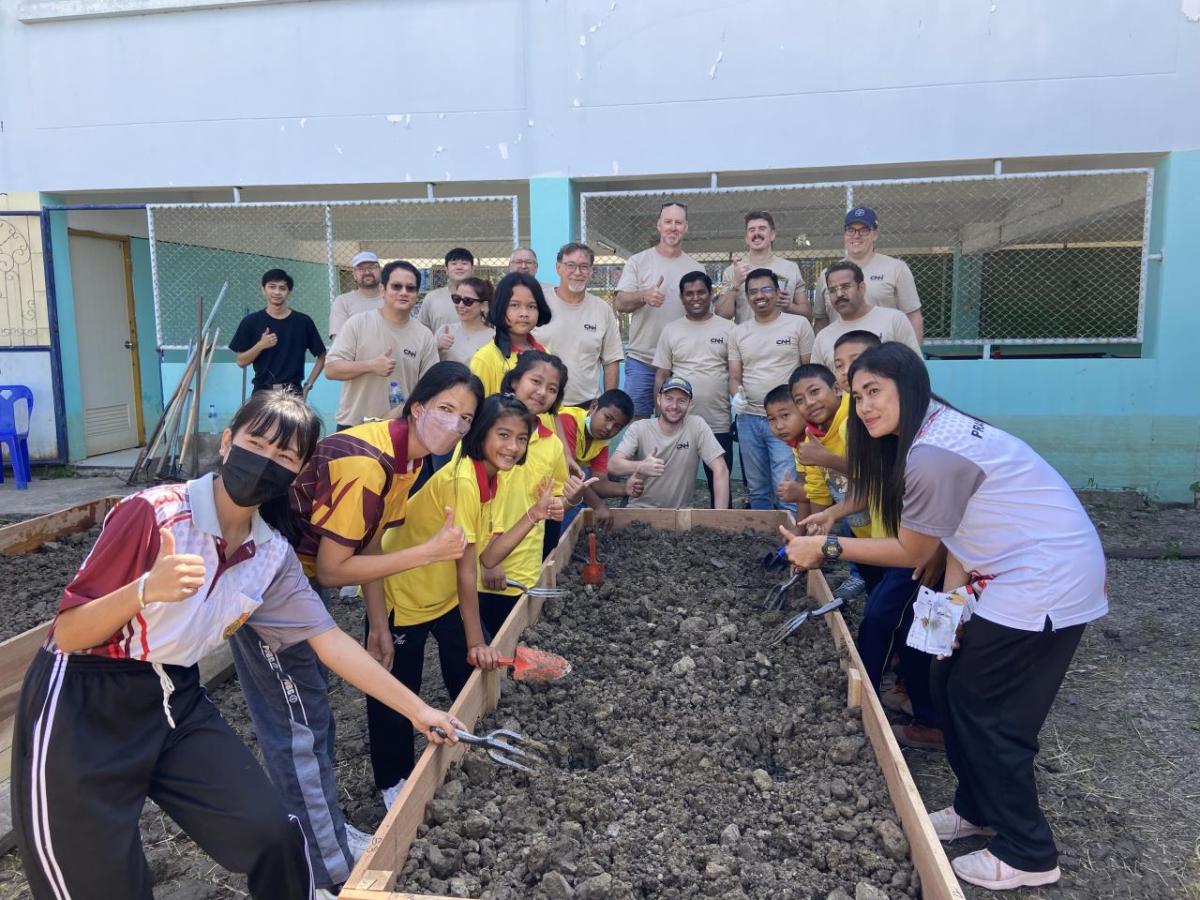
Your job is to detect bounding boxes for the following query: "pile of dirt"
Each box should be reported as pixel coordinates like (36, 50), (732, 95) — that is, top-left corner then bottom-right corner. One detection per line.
(396, 524), (915, 900)
(0, 525), (101, 641)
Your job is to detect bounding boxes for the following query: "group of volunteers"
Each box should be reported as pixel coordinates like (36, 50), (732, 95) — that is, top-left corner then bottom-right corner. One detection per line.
(13, 201), (1106, 899)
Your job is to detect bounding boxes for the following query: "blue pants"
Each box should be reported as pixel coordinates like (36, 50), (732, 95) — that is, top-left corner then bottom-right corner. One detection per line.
(736, 413), (797, 514)
(857, 565), (937, 728)
(229, 626), (352, 890)
(623, 357), (658, 418)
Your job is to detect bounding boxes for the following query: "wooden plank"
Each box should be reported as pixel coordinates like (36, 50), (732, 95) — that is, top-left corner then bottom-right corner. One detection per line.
(0, 496), (117, 556)
(340, 891), (458, 900)
(846, 667), (863, 709)
(812, 570), (965, 900)
(0, 623), (51, 723)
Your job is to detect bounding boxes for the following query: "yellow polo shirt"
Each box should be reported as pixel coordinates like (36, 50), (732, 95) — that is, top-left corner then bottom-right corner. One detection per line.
(382, 454), (497, 626)
(468, 336), (550, 396)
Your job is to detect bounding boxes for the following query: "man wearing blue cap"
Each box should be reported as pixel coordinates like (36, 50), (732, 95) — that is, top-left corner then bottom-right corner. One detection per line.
(814, 207), (924, 343)
(329, 250), (383, 339)
(608, 375), (730, 509)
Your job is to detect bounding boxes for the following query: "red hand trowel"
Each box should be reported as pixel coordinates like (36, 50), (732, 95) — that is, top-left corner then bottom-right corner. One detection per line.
(496, 644), (572, 681)
(580, 531), (606, 586)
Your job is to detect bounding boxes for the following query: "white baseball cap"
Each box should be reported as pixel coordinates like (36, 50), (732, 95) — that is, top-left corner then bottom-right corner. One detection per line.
(351, 251), (379, 267)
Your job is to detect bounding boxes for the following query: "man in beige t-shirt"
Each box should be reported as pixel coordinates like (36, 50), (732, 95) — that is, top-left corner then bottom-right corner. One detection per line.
(328, 250), (383, 339)
(609, 376), (729, 510)
(811, 260), (923, 371)
(728, 269), (815, 514)
(716, 210), (808, 324)
(533, 242), (624, 408)
(813, 207), (924, 342)
(325, 260), (439, 428)
(614, 202), (701, 418)
(652, 271), (733, 506)
(417, 247), (475, 334)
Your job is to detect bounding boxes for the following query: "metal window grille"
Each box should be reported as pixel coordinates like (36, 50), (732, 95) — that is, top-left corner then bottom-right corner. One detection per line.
(581, 169), (1152, 346)
(0, 212), (51, 347)
(147, 196), (520, 349)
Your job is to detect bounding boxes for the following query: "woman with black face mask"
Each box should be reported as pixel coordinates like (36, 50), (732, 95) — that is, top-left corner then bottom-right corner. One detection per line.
(10, 390), (464, 900)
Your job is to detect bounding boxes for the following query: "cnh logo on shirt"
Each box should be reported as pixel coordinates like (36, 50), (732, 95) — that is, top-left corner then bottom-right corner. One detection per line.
(676, 441), (690, 451)
(775, 338), (794, 346)
(709, 337), (725, 345)
(870, 274), (885, 281)
(583, 323), (598, 332)
(403, 348), (418, 358)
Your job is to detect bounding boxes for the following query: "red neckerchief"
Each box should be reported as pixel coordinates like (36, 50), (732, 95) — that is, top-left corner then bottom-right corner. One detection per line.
(472, 459), (497, 503)
(805, 420), (831, 440)
(536, 416), (553, 438)
(786, 437), (801, 449)
(512, 334), (546, 355)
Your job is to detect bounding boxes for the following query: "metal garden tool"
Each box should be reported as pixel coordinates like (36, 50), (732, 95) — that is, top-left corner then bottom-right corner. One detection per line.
(431, 726), (538, 773)
(497, 644), (572, 682)
(505, 578), (569, 600)
(763, 568), (803, 611)
(580, 530), (606, 586)
(760, 545), (790, 573)
(765, 598), (846, 647)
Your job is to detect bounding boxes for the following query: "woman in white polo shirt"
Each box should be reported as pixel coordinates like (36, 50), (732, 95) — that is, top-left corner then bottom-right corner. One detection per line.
(782, 342), (1106, 892)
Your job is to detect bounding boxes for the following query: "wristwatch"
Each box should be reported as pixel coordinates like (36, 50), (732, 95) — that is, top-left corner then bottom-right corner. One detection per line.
(821, 534), (844, 561)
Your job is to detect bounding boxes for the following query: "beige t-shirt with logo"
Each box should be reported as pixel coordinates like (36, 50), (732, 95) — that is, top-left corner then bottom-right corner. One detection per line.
(534, 288), (625, 406)
(438, 323), (495, 366)
(417, 286), (456, 334)
(328, 290), (383, 338)
(728, 313), (816, 417)
(616, 415), (726, 510)
(811, 305), (923, 371)
(814, 253), (921, 321)
(652, 315), (734, 433)
(615, 246), (703, 366)
(327, 309), (439, 426)
(720, 254), (804, 324)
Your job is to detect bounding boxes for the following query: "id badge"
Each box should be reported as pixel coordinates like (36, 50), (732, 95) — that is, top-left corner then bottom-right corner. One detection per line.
(906, 585), (974, 657)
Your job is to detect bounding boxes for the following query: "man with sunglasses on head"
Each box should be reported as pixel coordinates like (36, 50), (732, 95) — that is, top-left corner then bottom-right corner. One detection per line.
(417, 247), (476, 334)
(533, 242), (624, 408)
(614, 201), (702, 419)
(813, 207), (924, 343)
(326, 260), (439, 430)
(329, 250), (384, 340)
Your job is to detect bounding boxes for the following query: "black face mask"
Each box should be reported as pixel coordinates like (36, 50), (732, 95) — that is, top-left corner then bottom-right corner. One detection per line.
(220, 445), (296, 508)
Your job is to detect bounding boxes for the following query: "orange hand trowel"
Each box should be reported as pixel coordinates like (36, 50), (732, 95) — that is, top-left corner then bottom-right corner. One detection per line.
(496, 644), (572, 682)
(580, 531), (606, 586)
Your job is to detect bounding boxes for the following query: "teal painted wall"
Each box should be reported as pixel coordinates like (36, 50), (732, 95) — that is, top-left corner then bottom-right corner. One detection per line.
(530, 178), (575, 288)
(42, 194), (86, 462)
(129, 238), (165, 433)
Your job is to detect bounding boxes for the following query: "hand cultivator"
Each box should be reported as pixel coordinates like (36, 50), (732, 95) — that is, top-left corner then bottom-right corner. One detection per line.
(433, 727), (540, 773)
(505, 578), (569, 600)
(760, 545), (790, 573)
(765, 598), (846, 647)
(763, 569), (804, 611)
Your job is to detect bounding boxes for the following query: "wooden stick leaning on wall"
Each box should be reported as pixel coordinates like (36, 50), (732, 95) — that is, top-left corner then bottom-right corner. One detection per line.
(177, 328), (219, 478)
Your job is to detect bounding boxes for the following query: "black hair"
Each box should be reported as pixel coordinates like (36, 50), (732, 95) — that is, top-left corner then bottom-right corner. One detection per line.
(763, 384), (796, 410)
(743, 210), (776, 230)
(444, 247), (475, 265)
(489, 272), (552, 356)
(381, 259), (421, 290)
(457, 276), (494, 308)
(745, 267), (780, 290)
(400, 361), (484, 419)
(500, 350), (569, 415)
(845, 343), (936, 537)
(227, 389), (322, 544)
(679, 270), (712, 293)
(833, 329), (882, 352)
(261, 268), (294, 290)
(594, 388), (634, 422)
(789, 363), (836, 390)
(459, 394), (534, 466)
(556, 242), (595, 263)
(825, 259), (864, 285)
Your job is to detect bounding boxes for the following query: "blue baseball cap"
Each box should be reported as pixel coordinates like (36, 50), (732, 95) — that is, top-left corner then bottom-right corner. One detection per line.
(844, 207), (878, 229)
(659, 375), (693, 398)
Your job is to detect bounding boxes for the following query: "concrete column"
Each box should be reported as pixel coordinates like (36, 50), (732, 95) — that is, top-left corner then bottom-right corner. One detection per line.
(529, 177), (575, 287)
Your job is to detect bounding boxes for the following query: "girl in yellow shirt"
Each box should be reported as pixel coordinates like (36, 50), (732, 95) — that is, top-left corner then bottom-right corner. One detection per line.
(469, 272), (552, 395)
(372, 394), (557, 805)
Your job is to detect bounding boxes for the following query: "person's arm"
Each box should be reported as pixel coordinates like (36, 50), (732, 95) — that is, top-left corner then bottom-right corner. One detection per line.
(793, 441), (843, 471)
(779, 526), (943, 571)
(454, 544), (500, 669)
(324, 350), (393, 381)
(602, 360), (620, 393)
(235, 329), (276, 368)
(477, 481), (555, 569)
(302, 354), (326, 399)
(785, 287), (812, 321)
(714, 262), (741, 320)
(653, 366), (671, 397)
(728, 358), (744, 398)
(312, 508), (465, 587)
(307, 628), (463, 742)
(710, 455), (730, 509)
(797, 495), (868, 535)
(328, 298), (346, 341)
(907, 309), (925, 345)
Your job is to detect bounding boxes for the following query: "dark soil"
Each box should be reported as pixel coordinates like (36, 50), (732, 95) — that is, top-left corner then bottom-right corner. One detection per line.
(0, 526), (101, 641)
(395, 524), (914, 900)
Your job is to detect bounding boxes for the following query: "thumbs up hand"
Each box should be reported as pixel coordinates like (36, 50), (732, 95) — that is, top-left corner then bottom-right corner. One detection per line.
(437, 325), (455, 351)
(529, 479), (561, 522)
(144, 527), (207, 604)
(258, 327), (278, 350)
(645, 275), (666, 308)
(423, 507), (467, 562)
(372, 346), (397, 377)
(637, 448), (666, 479)
(776, 470), (807, 503)
(732, 258), (751, 288)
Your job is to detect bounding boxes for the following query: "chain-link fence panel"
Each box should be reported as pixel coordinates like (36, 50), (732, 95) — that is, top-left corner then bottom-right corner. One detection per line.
(581, 169), (1151, 346)
(149, 197), (519, 348)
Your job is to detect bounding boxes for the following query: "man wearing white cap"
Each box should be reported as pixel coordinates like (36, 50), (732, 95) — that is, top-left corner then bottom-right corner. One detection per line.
(329, 251), (383, 339)
(813, 207), (925, 343)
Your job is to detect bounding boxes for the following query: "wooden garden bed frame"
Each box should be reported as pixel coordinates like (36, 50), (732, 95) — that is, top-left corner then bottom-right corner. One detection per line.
(344, 508), (963, 900)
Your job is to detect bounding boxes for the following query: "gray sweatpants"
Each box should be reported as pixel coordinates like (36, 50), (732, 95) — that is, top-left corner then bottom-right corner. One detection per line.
(229, 626), (352, 890)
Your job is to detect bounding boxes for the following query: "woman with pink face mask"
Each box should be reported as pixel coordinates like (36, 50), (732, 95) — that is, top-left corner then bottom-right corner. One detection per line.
(226, 362), (484, 891)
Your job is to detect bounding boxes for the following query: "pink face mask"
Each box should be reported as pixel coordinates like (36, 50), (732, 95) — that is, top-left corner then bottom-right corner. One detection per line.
(414, 407), (470, 454)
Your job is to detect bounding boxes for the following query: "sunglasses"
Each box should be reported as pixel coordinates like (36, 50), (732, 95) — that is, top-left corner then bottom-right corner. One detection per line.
(451, 294), (483, 306)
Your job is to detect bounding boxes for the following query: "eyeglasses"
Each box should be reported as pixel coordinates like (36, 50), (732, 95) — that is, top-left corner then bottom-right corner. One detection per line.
(451, 294), (482, 306)
(746, 286), (777, 297)
(827, 283), (858, 295)
(560, 261), (593, 273)
(844, 226), (873, 237)
(388, 284), (419, 293)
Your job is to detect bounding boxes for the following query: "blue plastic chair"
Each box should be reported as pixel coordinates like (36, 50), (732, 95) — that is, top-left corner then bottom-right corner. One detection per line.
(0, 385), (34, 490)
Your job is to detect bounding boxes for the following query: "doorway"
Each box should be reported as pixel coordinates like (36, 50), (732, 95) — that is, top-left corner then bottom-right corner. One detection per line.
(68, 231), (145, 456)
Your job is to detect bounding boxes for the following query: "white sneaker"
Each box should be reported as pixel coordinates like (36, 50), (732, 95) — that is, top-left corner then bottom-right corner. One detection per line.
(381, 778), (407, 810)
(952, 848), (1061, 890)
(928, 806), (995, 842)
(339, 585), (360, 599)
(344, 823), (373, 861)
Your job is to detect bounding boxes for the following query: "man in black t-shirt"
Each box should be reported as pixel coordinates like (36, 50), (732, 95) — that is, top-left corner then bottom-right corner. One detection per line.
(230, 269), (327, 398)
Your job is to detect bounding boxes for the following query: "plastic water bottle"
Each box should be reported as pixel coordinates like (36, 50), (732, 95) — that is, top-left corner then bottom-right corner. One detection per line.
(388, 381), (404, 409)
(207, 403), (218, 434)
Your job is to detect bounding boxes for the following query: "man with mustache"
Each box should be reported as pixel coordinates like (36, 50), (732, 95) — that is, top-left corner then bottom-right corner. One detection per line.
(810, 260), (922, 372)
(328, 250), (384, 340)
(716, 210), (809, 323)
